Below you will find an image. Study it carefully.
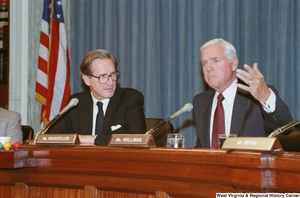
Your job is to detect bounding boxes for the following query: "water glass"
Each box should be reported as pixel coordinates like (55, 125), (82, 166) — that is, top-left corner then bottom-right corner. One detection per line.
(167, 133), (184, 148)
(218, 134), (237, 148)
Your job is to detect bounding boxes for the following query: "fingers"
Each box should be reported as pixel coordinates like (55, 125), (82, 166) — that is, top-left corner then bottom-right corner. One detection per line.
(237, 82), (251, 92)
(236, 63), (262, 86)
(236, 64), (253, 86)
(252, 63), (264, 78)
(241, 63), (258, 78)
(236, 63), (270, 103)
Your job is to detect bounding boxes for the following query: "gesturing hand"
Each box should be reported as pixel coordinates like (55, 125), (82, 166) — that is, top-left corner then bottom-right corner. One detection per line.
(236, 63), (271, 104)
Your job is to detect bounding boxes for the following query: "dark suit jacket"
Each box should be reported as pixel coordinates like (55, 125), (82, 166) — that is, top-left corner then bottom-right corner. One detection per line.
(47, 87), (146, 145)
(193, 86), (293, 148)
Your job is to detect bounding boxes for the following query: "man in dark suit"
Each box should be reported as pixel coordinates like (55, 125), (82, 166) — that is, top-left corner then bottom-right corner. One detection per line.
(47, 49), (146, 145)
(193, 38), (293, 148)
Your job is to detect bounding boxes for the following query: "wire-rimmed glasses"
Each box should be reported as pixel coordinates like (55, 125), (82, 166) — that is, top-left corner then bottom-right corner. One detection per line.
(90, 71), (120, 84)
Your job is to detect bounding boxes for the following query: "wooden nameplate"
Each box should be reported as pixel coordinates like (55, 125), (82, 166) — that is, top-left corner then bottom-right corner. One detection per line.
(109, 134), (156, 147)
(36, 134), (80, 145)
(221, 137), (283, 152)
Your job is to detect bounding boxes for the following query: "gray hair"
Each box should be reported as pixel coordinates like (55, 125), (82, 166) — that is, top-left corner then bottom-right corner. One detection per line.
(200, 38), (237, 62)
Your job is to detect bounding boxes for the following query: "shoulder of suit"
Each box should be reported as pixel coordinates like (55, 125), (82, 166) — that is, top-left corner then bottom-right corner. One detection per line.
(0, 108), (20, 118)
(194, 89), (214, 99)
(192, 89), (215, 108)
(67, 91), (93, 106)
(70, 91), (91, 99)
(116, 87), (142, 94)
(115, 88), (144, 99)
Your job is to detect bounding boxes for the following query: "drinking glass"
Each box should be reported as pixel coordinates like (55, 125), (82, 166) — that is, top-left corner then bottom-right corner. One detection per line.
(167, 133), (184, 148)
(218, 134), (237, 148)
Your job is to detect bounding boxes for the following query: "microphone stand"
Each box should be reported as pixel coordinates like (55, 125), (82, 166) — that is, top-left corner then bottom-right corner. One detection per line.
(145, 116), (176, 134)
(33, 114), (61, 145)
(32, 98), (79, 145)
(268, 119), (299, 138)
(145, 119), (168, 134)
(145, 103), (193, 135)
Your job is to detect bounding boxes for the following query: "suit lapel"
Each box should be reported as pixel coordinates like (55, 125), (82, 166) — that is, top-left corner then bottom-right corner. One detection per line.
(199, 90), (214, 148)
(201, 103), (212, 148)
(77, 92), (94, 134)
(230, 88), (251, 135)
(102, 88), (123, 134)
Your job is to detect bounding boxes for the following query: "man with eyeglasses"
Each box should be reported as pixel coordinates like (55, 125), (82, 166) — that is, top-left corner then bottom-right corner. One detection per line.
(47, 49), (146, 145)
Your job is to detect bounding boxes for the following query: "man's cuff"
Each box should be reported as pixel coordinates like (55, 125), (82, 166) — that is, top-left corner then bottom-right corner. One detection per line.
(260, 88), (276, 113)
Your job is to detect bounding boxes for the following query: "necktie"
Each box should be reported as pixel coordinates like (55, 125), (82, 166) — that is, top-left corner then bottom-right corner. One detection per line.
(95, 101), (104, 135)
(211, 94), (225, 148)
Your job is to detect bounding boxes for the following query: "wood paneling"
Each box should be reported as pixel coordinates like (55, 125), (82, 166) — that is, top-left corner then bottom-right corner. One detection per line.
(1, 146), (300, 197)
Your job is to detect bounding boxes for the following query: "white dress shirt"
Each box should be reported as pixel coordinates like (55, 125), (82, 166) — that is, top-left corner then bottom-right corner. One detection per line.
(209, 79), (276, 143)
(91, 92), (110, 135)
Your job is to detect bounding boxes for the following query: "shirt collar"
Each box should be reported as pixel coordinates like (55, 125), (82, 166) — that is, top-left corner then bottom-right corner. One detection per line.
(215, 78), (237, 105)
(90, 92), (110, 109)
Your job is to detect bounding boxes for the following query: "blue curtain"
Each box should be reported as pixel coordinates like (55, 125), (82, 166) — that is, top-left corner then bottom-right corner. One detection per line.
(69, 0), (300, 148)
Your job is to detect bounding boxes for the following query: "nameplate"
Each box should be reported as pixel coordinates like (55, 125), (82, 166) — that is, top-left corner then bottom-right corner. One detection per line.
(36, 134), (80, 145)
(221, 137), (283, 151)
(109, 134), (156, 147)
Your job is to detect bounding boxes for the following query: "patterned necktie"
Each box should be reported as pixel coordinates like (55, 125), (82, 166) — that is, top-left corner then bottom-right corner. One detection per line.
(212, 94), (225, 148)
(95, 101), (104, 135)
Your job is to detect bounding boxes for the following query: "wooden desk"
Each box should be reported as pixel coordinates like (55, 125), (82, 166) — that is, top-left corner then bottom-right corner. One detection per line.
(1, 146), (300, 198)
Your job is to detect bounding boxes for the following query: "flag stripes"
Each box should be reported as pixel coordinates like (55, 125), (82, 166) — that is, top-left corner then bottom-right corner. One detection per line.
(35, 0), (70, 125)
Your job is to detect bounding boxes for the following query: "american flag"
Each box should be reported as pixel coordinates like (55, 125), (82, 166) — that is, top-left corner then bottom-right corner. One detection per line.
(35, 0), (70, 125)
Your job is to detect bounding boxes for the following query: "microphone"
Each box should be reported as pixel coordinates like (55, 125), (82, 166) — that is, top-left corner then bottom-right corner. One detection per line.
(268, 119), (299, 138)
(165, 103), (193, 122)
(33, 98), (79, 144)
(58, 98), (79, 116)
(145, 103), (193, 134)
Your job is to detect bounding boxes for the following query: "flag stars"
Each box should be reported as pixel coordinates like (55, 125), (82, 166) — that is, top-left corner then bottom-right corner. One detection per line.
(56, 0), (62, 6)
(37, 0), (70, 126)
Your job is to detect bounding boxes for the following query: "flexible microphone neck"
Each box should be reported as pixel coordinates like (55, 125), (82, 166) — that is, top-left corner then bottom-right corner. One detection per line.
(145, 103), (193, 135)
(36, 114), (61, 135)
(268, 119), (299, 138)
(165, 103), (193, 122)
(145, 119), (168, 134)
(33, 98), (79, 144)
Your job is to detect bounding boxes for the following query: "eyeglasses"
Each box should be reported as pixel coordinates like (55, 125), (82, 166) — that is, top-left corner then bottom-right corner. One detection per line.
(90, 71), (120, 84)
